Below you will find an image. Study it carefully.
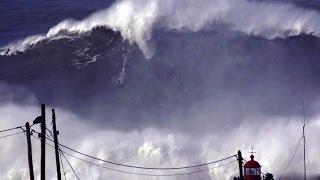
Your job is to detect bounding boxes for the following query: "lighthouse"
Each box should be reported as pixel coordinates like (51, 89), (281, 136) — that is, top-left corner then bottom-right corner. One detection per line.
(244, 154), (261, 180)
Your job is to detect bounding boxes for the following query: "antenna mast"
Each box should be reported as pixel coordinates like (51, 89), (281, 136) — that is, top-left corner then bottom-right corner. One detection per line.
(302, 100), (306, 180)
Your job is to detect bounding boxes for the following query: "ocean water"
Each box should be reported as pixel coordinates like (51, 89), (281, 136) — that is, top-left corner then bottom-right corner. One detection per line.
(1, 0), (320, 129)
(1, 1), (320, 179)
(0, 0), (114, 46)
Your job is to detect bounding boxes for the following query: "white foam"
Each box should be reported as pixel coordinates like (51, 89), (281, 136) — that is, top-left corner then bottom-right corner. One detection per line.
(2, 0), (320, 58)
(1, 103), (320, 179)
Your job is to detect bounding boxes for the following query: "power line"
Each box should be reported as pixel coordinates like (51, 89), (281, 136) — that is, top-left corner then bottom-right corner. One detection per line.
(29, 132), (237, 177)
(57, 138), (236, 170)
(60, 141), (236, 170)
(45, 127), (53, 137)
(31, 129), (236, 171)
(276, 135), (303, 177)
(60, 149), (80, 180)
(30, 133), (76, 179)
(62, 143), (235, 170)
(0, 131), (24, 139)
(62, 150), (237, 177)
(31, 133), (67, 179)
(278, 135), (303, 180)
(0, 126), (23, 133)
(60, 150), (67, 180)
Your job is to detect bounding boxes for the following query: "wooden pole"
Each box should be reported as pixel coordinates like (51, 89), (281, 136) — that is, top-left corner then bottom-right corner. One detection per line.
(237, 150), (244, 180)
(52, 109), (62, 180)
(40, 104), (46, 180)
(26, 122), (35, 180)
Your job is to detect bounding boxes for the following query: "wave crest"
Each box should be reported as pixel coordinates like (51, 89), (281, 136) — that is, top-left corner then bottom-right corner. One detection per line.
(1, 0), (320, 58)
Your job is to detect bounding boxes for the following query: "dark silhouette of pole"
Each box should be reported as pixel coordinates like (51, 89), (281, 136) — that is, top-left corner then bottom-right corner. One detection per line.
(40, 104), (46, 180)
(237, 150), (244, 180)
(26, 122), (34, 180)
(302, 100), (306, 180)
(52, 109), (62, 180)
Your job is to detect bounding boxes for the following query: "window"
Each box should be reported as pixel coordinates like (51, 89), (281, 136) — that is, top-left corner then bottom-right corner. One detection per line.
(245, 168), (261, 175)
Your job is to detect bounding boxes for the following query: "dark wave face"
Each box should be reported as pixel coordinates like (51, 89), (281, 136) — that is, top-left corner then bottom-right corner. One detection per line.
(1, 24), (320, 131)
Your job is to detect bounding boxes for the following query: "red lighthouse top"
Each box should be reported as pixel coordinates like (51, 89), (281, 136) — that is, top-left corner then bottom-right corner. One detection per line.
(244, 155), (261, 168)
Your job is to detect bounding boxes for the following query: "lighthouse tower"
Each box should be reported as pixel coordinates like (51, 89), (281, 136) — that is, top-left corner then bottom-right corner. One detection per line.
(244, 154), (261, 180)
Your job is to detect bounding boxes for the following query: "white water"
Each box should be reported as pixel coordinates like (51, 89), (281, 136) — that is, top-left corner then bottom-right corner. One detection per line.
(1, 0), (320, 58)
(1, 103), (320, 179)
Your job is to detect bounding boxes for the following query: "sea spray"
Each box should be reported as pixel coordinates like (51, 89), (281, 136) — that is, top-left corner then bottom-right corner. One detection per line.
(1, 0), (320, 58)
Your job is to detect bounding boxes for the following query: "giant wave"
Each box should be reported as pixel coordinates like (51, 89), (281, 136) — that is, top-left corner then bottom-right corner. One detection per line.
(1, 0), (320, 58)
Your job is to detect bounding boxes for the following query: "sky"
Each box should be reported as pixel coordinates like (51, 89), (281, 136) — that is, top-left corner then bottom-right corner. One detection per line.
(0, 0), (320, 179)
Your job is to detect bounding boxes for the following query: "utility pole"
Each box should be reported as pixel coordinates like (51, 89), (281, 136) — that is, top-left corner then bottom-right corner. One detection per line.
(26, 122), (35, 180)
(52, 109), (62, 180)
(302, 101), (306, 180)
(40, 104), (46, 180)
(237, 150), (244, 180)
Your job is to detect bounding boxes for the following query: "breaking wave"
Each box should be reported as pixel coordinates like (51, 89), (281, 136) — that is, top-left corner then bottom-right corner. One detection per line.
(1, 0), (320, 58)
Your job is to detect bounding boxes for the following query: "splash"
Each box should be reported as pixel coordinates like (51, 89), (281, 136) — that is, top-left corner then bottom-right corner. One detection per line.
(1, 0), (320, 58)
(1, 103), (320, 179)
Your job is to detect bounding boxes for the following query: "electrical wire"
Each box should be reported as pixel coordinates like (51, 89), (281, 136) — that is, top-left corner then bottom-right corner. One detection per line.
(29, 132), (78, 180)
(60, 149), (80, 180)
(30, 133), (68, 179)
(0, 126), (23, 133)
(45, 127), (53, 137)
(60, 150), (67, 180)
(275, 135), (303, 177)
(278, 135), (303, 180)
(276, 151), (292, 176)
(57, 138), (236, 170)
(61, 149), (237, 177)
(29, 131), (237, 177)
(0, 131), (24, 139)
(30, 129), (237, 171)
